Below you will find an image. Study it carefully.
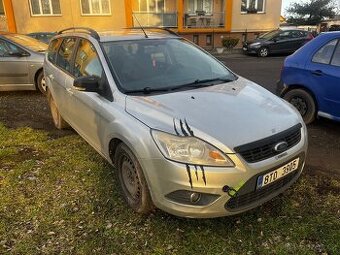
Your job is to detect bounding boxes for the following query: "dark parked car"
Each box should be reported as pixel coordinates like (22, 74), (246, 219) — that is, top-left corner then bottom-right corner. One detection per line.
(243, 29), (314, 57)
(277, 31), (340, 124)
(27, 32), (56, 44)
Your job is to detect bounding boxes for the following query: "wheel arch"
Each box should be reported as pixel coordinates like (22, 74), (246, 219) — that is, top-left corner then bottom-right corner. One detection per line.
(282, 84), (319, 111)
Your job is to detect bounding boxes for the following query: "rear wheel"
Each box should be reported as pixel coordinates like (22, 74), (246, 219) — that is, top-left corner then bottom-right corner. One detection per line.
(115, 143), (154, 214)
(47, 90), (69, 129)
(36, 71), (47, 95)
(283, 89), (316, 124)
(258, 47), (269, 57)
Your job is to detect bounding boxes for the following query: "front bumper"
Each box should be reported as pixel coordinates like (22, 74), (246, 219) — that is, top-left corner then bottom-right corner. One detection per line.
(276, 79), (288, 96)
(243, 44), (261, 54)
(140, 128), (308, 218)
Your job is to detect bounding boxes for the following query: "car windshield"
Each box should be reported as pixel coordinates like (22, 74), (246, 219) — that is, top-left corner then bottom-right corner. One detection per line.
(102, 38), (236, 93)
(4, 34), (47, 52)
(258, 30), (280, 40)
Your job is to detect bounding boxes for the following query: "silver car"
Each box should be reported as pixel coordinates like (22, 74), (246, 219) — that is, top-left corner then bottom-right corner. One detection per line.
(44, 28), (308, 218)
(0, 32), (47, 94)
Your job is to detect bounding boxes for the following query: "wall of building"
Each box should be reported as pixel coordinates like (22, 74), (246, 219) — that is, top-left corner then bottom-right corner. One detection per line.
(12, 0), (126, 34)
(231, 0), (282, 32)
(0, 15), (7, 31)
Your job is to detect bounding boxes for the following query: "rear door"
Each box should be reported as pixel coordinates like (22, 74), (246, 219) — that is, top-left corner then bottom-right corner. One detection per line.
(306, 38), (340, 118)
(0, 39), (29, 87)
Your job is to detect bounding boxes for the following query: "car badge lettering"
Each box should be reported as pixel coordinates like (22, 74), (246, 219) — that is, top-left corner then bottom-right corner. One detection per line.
(274, 141), (288, 152)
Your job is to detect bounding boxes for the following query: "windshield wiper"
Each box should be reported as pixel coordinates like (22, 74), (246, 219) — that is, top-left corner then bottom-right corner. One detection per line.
(170, 77), (234, 91)
(125, 86), (170, 95)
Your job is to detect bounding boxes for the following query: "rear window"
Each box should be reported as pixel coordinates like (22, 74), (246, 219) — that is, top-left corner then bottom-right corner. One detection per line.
(312, 39), (337, 65)
(3, 34), (47, 52)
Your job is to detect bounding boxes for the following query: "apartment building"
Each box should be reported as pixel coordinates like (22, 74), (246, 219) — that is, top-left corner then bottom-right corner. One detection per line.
(0, 0), (282, 48)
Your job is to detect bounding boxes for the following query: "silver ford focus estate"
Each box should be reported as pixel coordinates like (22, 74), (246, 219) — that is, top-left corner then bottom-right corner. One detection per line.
(44, 28), (308, 218)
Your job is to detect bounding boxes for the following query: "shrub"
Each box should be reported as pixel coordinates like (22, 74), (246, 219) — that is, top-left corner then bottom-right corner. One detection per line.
(221, 37), (239, 50)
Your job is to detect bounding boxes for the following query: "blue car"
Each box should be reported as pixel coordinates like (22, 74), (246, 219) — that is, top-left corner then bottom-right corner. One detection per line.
(277, 32), (340, 124)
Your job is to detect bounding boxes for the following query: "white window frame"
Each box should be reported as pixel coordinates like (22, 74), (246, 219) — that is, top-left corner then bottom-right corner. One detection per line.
(29, 0), (62, 17)
(80, 0), (112, 16)
(241, 0), (266, 14)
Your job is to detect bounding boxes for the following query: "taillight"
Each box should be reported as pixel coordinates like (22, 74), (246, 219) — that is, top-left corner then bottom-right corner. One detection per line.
(307, 33), (314, 40)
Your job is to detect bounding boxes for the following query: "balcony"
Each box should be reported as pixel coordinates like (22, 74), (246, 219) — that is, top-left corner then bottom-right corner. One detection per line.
(132, 12), (178, 27)
(184, 12), (225, 28)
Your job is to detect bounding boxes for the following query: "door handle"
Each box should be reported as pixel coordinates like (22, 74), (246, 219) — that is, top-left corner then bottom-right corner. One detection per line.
(311, 70), (323, 76)
(66, 88), (74, 95)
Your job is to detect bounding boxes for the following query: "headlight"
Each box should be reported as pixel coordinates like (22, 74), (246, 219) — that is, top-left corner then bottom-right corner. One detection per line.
(151, 130), (234, 167)
(250, 42), (261, 47)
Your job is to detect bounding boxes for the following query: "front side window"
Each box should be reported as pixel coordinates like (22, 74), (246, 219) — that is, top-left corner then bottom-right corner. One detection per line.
(241, 0), (265, 13)
(312, 39), (337, 65)
(81, 0), (111, 15)
(56, 38), (77, 73)
(29, 0), (61, 16)
(102, 39), (236, 93)
(73, 39), (103, 78)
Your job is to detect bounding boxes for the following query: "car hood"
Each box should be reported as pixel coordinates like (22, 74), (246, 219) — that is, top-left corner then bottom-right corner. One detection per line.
(125, 77), (301, 153)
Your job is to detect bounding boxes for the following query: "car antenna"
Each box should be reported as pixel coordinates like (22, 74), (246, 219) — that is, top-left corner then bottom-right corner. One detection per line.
(132, 13), (148, 38)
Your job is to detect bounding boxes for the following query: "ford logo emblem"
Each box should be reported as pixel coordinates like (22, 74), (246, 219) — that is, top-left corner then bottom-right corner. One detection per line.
(274, 141), (288, 152)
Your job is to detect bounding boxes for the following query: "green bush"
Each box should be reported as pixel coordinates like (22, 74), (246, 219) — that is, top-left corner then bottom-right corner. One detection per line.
(221, 37), (239, 49)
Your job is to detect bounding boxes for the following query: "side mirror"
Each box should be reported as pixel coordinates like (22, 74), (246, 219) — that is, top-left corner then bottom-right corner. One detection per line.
(8, 51), (29, 57)
(73, 76), (100, 92)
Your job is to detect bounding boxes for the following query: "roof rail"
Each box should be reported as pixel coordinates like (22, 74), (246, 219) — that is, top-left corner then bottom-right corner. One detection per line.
(126, 27), (179, 36)
(57, 27), (100, 40)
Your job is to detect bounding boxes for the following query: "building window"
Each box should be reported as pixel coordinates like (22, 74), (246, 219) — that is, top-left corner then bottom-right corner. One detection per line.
(137, 0), (165, 13)
(206, 34), (212, 46)
(81, 0), (111, 15)
(241, 0), (265, 13)
(29, 0), (61, 16)
(186, 0), (213, 15)
(0, 0), (5, 15)
(193, 34), (199, 45)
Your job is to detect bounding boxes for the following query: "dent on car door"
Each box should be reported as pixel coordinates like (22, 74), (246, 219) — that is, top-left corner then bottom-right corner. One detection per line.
(0, 39), (29, 87)
(307, 38), (340, 118)
(67, 39), (113, 151)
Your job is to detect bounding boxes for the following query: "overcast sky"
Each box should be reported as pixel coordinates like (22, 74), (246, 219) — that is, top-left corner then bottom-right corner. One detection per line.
(282, 0), (340, 15)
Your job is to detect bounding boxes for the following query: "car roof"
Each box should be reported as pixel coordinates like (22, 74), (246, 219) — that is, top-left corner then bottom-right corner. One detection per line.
(55, 28), (179, 42)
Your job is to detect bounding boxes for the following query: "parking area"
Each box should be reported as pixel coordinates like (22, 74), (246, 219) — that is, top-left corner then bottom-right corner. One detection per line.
(2, 53), (339, 177)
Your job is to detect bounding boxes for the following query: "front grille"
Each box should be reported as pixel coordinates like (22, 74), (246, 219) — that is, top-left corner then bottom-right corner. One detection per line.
(226, 171), (298, 210)
(234, 123), (302, 163)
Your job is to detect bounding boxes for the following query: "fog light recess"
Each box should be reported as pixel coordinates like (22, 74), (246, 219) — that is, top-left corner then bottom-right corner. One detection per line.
(165, 190), (220, 206)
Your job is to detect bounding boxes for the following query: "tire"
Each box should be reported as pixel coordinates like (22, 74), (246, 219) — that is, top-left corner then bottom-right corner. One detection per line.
(36, 71), (47, 95)
(47, 90), (69, 129)
(258, 47), (269, 57)
(115, 143), (154, 214)
(283, 89), (316, 124)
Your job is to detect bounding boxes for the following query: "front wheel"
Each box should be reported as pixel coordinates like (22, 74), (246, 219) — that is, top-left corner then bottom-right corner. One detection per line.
(115, 143), (154, 214)
(36, 71), (47, 95)
(283, 89), (316, 124)
(258, 47), (269, 57)
(47, 90), (69, 129)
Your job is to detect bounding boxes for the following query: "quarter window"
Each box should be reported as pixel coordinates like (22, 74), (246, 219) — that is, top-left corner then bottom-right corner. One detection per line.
(47, 38), (62, 63)
(241, 0), (265, 13)
(330, 41), (340, 67)
(312, 39), (337, 65)
(0, 0), (5, 15)
(80, 0), (111, 15)
(56, 38), (77, 73)
(0, 40), (22, 57)
(73, 39), (103, 78)
(29, 0), (61, 16)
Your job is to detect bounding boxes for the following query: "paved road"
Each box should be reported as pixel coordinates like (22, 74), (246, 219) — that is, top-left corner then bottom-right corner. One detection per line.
(215, 53), (340, 176)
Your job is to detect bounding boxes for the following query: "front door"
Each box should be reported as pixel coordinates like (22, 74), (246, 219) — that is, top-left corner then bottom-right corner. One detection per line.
(0, 39), (29, 88)
(306, 38), (340, 118)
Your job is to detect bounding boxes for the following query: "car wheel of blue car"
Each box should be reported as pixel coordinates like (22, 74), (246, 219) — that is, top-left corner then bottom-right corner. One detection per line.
(284, 89), (316, 124)
(115, 143), (154, 214)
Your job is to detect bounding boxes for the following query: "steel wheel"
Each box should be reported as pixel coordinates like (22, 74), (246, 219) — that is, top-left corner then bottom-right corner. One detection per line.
(283, 88), (316, 124)
(37, 71), (47, 95)
(115, 143), (154, 214)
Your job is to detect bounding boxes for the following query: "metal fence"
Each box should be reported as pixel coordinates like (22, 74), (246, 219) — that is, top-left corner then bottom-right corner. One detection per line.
(184, 12), (225, 28)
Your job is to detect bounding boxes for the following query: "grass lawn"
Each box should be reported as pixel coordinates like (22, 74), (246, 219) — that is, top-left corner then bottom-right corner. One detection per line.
(0, 123), (339, 255)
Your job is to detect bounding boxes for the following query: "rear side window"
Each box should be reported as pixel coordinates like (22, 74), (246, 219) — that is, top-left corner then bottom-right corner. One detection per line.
(312, 39), (337, 64)
(47, 38), (62, 63)
(331, 41), (340, 67)
(73, 39), (103, 78)
(56, 38), (77, 73)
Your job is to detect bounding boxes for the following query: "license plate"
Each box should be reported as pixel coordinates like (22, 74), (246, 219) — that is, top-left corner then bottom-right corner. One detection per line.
(257, 158), (300, 189)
